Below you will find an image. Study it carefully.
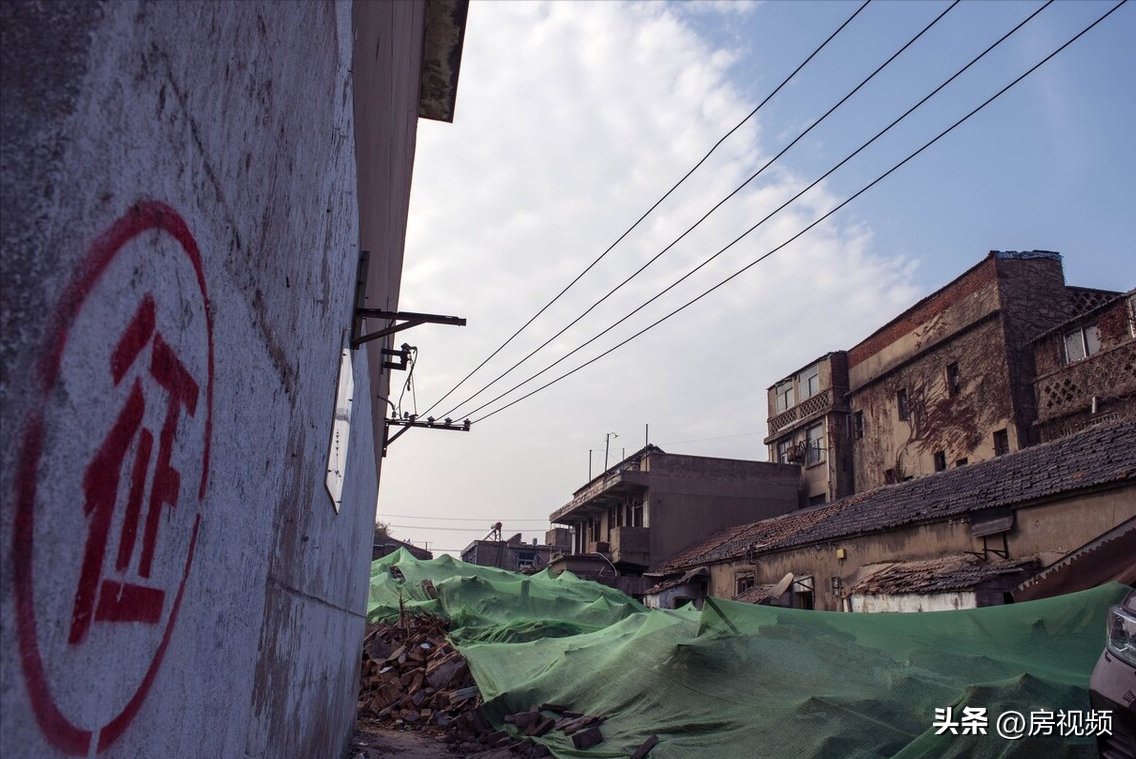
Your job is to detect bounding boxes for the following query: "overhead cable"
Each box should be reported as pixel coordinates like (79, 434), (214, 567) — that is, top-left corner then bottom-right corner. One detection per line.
(470, 0), (1121, 424)
(461, 0), (1055, 421)
(439, 0), (960, 420)
(419, 0), (872, 420)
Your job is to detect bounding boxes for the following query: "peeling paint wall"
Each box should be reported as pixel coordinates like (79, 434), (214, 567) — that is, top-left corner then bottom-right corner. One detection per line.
(847, 253), (1074, 492)
(0, 2), (424, 757)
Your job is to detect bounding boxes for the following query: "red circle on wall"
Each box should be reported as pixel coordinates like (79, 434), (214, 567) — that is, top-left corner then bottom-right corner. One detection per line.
(13, 201), (214, 754)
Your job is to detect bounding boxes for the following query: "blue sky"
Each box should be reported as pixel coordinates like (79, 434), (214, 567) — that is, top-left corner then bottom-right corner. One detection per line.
(682, 0), (1135, 291)
(377, 0), (1135, 555)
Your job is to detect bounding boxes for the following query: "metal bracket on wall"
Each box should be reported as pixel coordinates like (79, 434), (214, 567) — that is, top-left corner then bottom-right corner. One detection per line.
(383, 415), (471, 457)
(350, 250), (466, 348)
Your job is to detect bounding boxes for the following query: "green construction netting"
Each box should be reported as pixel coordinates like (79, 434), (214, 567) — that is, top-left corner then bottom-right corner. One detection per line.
(368, 549), (1127, 759)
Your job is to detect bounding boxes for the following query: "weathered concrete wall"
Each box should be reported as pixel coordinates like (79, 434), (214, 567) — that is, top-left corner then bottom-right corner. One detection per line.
(851, 315), (1016, 490)
(848, 591), (976, 613)
(705, 486), (1136, 612)
(1, 2), (423, 756)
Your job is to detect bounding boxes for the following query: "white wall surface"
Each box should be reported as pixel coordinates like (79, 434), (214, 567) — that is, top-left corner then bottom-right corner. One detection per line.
(0, 2), (419, 756)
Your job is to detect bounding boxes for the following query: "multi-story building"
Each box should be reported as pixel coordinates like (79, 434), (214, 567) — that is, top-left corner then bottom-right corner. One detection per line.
(548, 445), (799, 585)
(766, 251), (1130, 499)
(763, 351), (853, 506)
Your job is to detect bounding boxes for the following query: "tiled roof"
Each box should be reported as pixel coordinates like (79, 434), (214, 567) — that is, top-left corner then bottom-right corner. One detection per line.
(658, 420), (1136, 572)
(847, 555), (1038, 595)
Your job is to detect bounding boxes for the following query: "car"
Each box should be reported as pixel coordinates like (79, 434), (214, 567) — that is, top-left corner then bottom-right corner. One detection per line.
(1090, 589), (1136, 759)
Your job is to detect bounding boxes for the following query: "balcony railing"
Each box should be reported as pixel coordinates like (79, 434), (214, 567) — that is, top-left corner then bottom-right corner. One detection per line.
(769, 388), (832, 433)
(1035, 344), (1136, 424)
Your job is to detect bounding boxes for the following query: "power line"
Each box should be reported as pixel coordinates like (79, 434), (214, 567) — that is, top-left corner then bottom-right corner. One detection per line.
(441, 0), (960, 420)
(458, 0), (1054, 422)
(471, 0), (1122, 424)
(421, 0), (873, 420)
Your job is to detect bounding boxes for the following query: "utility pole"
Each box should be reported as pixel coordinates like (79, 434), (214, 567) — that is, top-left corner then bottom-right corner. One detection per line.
(604, 432), (618, 477)
(588, 449), (592, 480)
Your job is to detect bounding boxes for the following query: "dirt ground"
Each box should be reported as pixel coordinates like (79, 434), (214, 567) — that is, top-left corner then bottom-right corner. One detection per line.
(345, 719), (517, 759)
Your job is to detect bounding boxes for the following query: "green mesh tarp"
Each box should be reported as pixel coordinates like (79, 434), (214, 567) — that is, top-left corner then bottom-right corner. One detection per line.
(368, 550), (1126, 759)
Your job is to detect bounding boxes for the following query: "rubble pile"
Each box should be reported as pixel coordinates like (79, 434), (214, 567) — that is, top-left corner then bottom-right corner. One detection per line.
(356, 611), (659, 757)
(356, 612), (545, 754)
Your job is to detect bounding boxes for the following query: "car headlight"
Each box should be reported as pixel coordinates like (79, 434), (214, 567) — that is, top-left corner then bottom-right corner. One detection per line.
(1106, 601), (1136, 667)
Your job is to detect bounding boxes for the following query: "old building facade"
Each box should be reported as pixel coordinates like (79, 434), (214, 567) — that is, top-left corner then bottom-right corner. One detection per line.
(766, 251), (1131, 499)
(653, 421), (1136, 612)
(1032, 289), (1136, 442)
(548, 446), (799, 580)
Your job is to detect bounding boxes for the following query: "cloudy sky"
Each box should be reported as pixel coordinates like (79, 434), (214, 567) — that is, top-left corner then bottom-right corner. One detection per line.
(376, 0), (1135, 556)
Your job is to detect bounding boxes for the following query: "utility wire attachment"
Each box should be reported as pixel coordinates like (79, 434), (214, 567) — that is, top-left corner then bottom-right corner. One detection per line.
(382, 414), (471, 457)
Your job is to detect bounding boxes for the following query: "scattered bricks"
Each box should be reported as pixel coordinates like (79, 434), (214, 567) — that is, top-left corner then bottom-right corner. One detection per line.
(630, 734), (660, 759)
(571, 726), (604, 750)
(540, 703), (569, 713)
(507, 709), (540, 730)
(529, 718), (556, 737)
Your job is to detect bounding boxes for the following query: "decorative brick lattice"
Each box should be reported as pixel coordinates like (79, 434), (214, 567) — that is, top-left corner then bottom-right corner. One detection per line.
(798, 389), (831, 419)
(1036, 345), (1136, 422)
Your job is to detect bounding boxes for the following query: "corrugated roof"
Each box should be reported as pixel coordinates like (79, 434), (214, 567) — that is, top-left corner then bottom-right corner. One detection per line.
(658, 420), (1136, 572)
(847, 555), (1039, 595)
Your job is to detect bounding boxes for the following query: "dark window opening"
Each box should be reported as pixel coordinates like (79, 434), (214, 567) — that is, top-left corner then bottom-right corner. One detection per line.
(934, 451), (947, 472)
(852, 411), (864, 440)
(897, 388), (909, 421)
(946, 363), (961, 397)
(884, 468), (898, 484)
(808, 493), (826, 506)
(993, 429), (1010, 456)
(736, 575), (755, 595)
(955, 458), (968, 467)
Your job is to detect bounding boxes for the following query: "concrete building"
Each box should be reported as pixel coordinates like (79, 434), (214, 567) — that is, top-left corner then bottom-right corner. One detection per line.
(766, 251), (1131, 498)
(1032, 289), (1136, 442)
(0, 2), (466, 758)
(461, 533), (563, 573)
(373, 537), (434, 562)
(650, 420), (1136, 612)
(764, 351), (853, 506)
(548, 445), (800, 586)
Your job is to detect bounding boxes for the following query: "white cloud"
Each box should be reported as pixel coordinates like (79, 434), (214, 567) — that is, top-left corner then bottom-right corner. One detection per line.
(379, 1), (918, 553)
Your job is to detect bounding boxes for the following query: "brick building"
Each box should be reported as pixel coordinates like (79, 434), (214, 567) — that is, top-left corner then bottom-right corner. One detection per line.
(766, 251), (1132, 500)
(1032, 289), (1136, 442)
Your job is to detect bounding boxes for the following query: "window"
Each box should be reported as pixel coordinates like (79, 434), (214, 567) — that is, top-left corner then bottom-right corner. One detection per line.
(629, 498), (643, 527)
(884, 468), (898, 484)
(946, 363), (961, 397)
(806, 423), (824, 466)
(775, 380), (794, 412)
(808, 493), (826, 506)
(896, 388), (909, 421)
(933, 451), (947, 472)
(799, 364), (820, 400)
(735, 574), (755, 596)
(955, 458), (968, 467)
(776, 438), (792, 464)
(993, 428), (1010, 456)
(1064, 324), (1101, 363)
(851, 411), (864, 440)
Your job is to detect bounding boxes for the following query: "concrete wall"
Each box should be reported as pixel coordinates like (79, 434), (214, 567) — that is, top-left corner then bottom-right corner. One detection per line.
(704, 487), (1136, 612)
(846, 253), (1074, 491)
(848, 591), (976, 613)
(1, 2), (425, 756)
